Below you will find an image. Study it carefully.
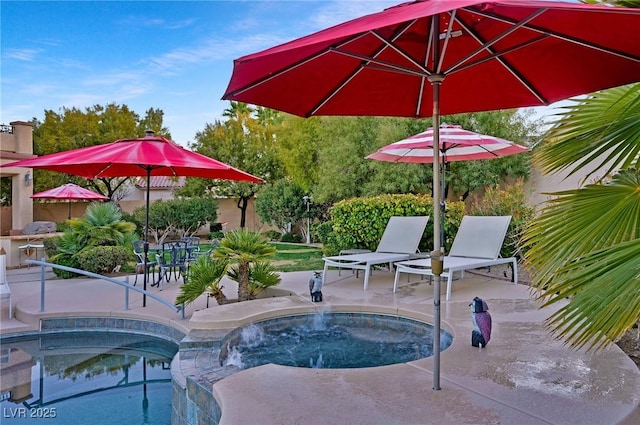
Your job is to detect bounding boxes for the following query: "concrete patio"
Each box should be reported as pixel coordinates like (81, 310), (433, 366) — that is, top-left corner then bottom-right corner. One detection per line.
(1, 265), (639, 425)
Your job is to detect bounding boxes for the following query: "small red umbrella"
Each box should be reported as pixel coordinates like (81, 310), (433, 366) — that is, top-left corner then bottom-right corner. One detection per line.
(3, 131), (264, 304)
(31, 183), (109, 219)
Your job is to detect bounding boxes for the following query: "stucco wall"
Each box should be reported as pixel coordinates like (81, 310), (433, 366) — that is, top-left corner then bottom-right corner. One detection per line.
(0, 122), (35, 234)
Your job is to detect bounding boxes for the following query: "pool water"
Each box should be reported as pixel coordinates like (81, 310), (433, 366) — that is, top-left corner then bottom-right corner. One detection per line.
(0, 332), (177, 425)
(221, 312), (453, 369)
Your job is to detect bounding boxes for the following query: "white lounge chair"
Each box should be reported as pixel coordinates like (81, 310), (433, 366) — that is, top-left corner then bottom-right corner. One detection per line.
(393, 215), (517, 300)
(322, 216), (429, 290)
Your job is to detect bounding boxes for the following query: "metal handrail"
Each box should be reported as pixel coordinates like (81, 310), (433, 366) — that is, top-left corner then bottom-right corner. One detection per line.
(26, 258), (185, 319)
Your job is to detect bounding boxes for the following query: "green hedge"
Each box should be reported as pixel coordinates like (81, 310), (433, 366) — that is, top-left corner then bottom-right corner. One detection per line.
(325, 194), (465, 255)
(76, 246), (132, 275)
(51, 255), (81, 279)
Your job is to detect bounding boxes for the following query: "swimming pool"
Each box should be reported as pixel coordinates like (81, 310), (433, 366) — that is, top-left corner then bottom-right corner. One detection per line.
(0, 332), (177, 425)
(220, 312), (453, 369)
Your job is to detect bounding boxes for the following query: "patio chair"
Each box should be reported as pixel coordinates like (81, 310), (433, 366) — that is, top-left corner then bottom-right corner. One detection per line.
(193, 238), (218, 260)
(322, 216), (429, 290)
(180, 236), (201, 263)
(132, 240), (157, 287)
(155, 240), (189, 288)
(393, 215), (517, 300)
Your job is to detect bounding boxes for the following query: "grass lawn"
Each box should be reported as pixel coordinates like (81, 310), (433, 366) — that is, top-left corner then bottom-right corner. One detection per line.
(268, 242), (325, 272)
(129, 241), (325, 274)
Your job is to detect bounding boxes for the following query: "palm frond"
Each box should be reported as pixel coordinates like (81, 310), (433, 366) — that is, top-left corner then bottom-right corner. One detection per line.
(539, 239), (640, 350)
(175, 256), (228, 306)
(248, 262), (282, 292)
(214, 228), (277, 263)
(523, 170), (640, 289)
(535, 83), (640, 180)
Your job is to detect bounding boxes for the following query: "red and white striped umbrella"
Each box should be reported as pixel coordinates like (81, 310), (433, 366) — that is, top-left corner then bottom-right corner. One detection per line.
(366, 125), (529, 164)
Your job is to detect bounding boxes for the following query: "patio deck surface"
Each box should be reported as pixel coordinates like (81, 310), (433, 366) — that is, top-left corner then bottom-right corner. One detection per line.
(1, 265), (639, 425)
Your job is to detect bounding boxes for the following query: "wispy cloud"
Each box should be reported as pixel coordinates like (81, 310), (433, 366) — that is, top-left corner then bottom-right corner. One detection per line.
(22, 83), (59, 96)
(165, 19), (196, 30)
(34, 38), (62, 47)
(308, 0), (398, 30)
(119, 15), (195, 30)
(83, 71), (146, 87)
(143, 32), (287, 75)
(4, 48), (42, 62)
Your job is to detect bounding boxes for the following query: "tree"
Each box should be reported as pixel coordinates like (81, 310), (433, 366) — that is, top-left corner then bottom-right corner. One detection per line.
(184, 102), (284, 227)
(304, 112), (536, 203)
(255, 178), (310, 235)
(175, 255), (229, 306)
(523, 82), (640, 350)
(137, 107), (171, 138)
(134, 197), (218, 244)
(32, 103), (171, 199)
(273, 115), (323, 192)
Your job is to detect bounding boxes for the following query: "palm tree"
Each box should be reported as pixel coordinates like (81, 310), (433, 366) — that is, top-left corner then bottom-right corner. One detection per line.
(222, 101), (255, 129)
(215, 228), (278, 301)
(523, 82), (640, 350)
(176, 229), (280, 306)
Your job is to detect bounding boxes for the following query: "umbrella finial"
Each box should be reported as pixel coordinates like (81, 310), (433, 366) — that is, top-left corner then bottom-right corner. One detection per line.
(145, 129), (155, 137)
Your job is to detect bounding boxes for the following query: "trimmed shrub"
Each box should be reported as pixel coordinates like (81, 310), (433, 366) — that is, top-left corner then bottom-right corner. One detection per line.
(280, 232), (302, 243)
(261, 230), (282, 241)
(43, 237), (60, 258)
(329, 194), (465, 253)
(55, 221), (70, 232)
(76, 246), (132, 275)
(210, 231), (225, 239)
(52, 255), (81, 279)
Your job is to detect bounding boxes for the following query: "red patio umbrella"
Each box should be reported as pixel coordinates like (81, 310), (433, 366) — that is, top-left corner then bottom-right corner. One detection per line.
(366, 124), (529, 163)
(3, 131), (264, 305)
(31, 183), (109, 219)
(367, 124), (529, 243)
(222, 0), (640, 389)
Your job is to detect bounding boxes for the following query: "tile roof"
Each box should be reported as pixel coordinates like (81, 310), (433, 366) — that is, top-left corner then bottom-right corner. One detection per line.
(135, 176), (186, 189)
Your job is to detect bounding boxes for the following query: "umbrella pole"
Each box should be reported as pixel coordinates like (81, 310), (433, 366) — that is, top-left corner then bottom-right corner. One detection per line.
(68, 200), (71, 220)
(429, 16), (443, 391)
(143, 169), (151, 308)
(431, 79), (442, 391)
(441, 161), (446, 248)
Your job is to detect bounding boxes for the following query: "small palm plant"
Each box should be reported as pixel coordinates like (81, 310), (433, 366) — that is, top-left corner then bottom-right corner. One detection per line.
(214, 228), (278, 301)
(227, 261), (281, 299)
(176, 255), (229, 306)
(176, 228), (280, 307)
(70, 202), (136, 247)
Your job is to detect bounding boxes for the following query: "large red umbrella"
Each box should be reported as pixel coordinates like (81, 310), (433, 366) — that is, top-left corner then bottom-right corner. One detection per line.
(222, 0), (640, 389)
(31, 183), (109, 219)
(4, 131), (263, 304)
(367, 124), (529, 243)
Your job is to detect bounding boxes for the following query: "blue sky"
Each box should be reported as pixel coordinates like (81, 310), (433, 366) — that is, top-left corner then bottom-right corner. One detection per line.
(1, 0), (560, 146)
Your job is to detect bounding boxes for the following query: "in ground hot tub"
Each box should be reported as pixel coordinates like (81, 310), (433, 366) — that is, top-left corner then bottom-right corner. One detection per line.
(220, 312), (453, 369)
